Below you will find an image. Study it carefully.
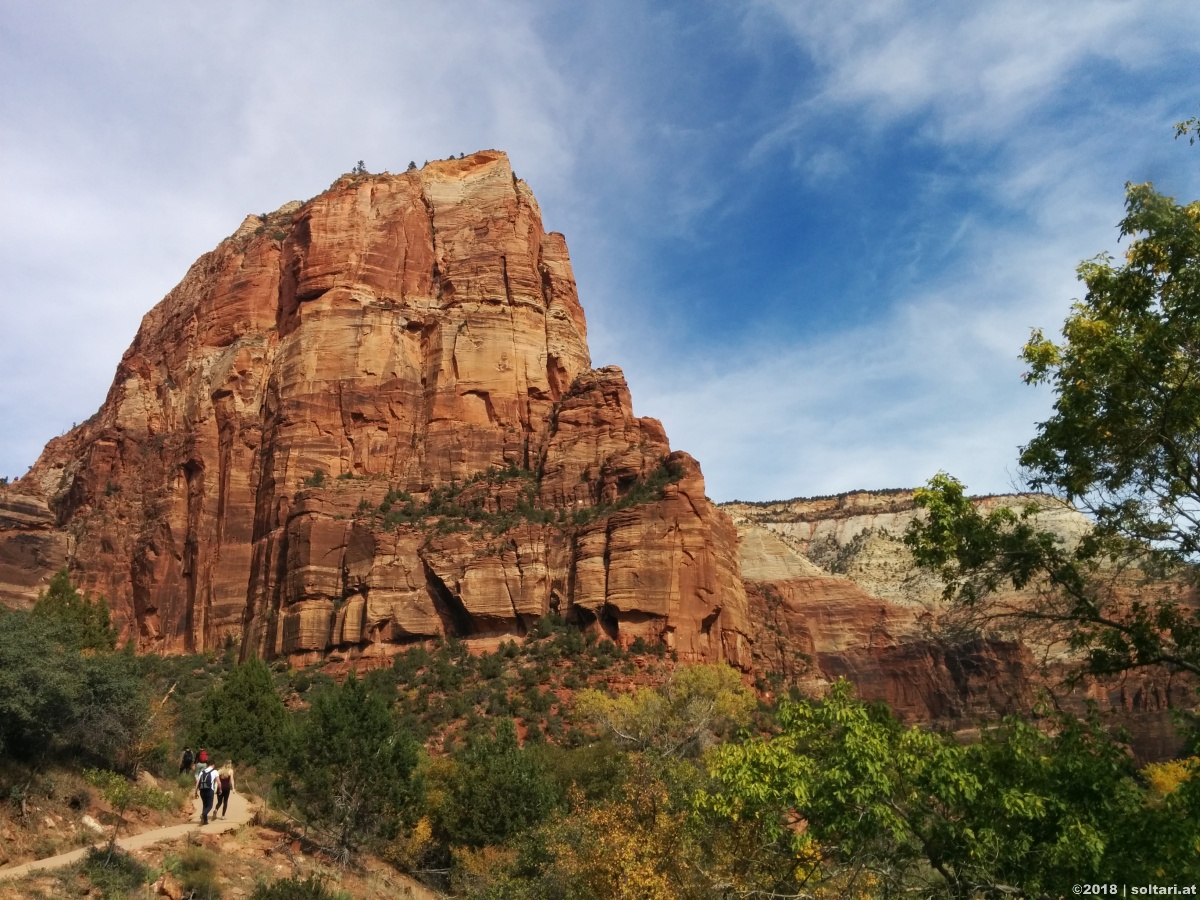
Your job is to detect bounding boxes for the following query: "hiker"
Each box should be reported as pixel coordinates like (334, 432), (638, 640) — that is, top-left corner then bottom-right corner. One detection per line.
(214, 760), (236, 819)
(179, 747), (194, 774)
(195, 762), (218, 825)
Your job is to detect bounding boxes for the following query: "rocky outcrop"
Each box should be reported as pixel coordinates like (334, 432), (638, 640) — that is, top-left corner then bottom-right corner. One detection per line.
(0, 151), (749, 665)
(0, 487), (69, 604)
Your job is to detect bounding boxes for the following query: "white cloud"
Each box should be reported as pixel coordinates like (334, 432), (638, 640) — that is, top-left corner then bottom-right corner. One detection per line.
(592, 0), (1200, 502)
(0, 0), (584, 477)
(752, 0), (1197, 142)
(2, 0), (1197, 512)
(634, 231), (1081, 501)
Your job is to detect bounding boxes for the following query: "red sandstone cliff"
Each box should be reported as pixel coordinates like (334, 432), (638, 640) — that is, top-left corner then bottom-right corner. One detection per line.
(0, 154), (1186, 756)
(0, 151), (749, 666)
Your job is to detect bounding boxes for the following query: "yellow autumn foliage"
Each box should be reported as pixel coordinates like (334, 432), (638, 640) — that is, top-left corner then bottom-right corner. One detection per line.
(545, 776), (690, 900)
(574, 662), (755, 757)
(1142, 756), (1199, 798)
(383, 815), (434, 872)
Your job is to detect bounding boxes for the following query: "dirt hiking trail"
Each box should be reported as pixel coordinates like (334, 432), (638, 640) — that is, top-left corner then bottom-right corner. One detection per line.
(0, 790), (254, 881)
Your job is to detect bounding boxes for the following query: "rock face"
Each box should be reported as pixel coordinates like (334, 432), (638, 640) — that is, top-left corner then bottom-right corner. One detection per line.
(0, 487), (69, 604)
(0, 152), (749, 666)
(726, 491), (1191, 760)
(0, 151), (1186, 757)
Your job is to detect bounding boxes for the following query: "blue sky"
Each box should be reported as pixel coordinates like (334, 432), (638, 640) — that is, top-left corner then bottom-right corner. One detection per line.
(2, 0), (1198, 501)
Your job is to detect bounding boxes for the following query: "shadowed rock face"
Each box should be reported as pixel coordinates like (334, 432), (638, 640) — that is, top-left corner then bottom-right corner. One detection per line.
(0, 151), (750, 666)
(727, 491), (1192, 761)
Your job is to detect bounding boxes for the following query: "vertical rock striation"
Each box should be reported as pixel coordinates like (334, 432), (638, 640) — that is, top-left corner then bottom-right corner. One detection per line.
(0, 151), (749, 665)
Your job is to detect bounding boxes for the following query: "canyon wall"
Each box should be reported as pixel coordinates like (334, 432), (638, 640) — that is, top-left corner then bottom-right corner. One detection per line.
(725, 491), (1190, 759)
(0, 152), (749, 666)
(0, 152), (1187, 756)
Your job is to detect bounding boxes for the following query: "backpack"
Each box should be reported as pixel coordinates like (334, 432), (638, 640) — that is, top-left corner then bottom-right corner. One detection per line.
(202, 766), (219, 791)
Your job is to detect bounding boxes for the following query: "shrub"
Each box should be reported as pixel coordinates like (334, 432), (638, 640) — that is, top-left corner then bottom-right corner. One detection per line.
(82, 846), (151, 898)
(575, 663), (755, 758)
(0, 607), (145, 764)
(393, 645), (430, 684)
(436, 719), (558, 847)
(478, 651), (504, 680)
(251, 873), (350, 900)
(32, 568), (117, 651)
(526, 688), (552, 714)
(303, 470), (326, 488)
(551, 628), (585, 658)
(179, 845), (221, 900)
(276, 674), (423, 858)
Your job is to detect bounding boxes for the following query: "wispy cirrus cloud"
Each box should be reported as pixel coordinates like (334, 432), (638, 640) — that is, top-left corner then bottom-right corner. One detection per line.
(603, 0), (1200, 501)
(752, 0), (1195, 138)
(1, 0), (1197, 509)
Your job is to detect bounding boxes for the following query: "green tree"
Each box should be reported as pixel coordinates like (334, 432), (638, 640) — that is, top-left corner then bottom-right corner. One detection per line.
(194, 657), (288, 763)
(436, 718), (558, 848)
(32, 567), (117, 651)
(700, 680), (1197, 898)
(276, 673), (422, 859)
(906, 178), (1200, 679)
(0, 608), (145, 764)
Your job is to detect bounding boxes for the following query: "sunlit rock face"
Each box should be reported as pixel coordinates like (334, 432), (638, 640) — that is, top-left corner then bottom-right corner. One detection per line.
(0, 151), (750, 666)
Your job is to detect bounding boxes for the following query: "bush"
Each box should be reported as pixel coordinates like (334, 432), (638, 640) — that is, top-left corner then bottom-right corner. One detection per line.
(82, 846), (151, 898)
(393, 646), (431, 684)
(179, 845), (221, 899)
(436, 719), (558, 847)
(276, 674), (423, 857)
(194, 657), (288, 764)
(251, 873), (349, 900)
(0, 607), (146, 764)
(526, 688), (552, 715)
(551, 628), (586, 658)
(534, 740), (628, 804)
(478, 652), (504, 680)
(32, 568), (117, 652)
